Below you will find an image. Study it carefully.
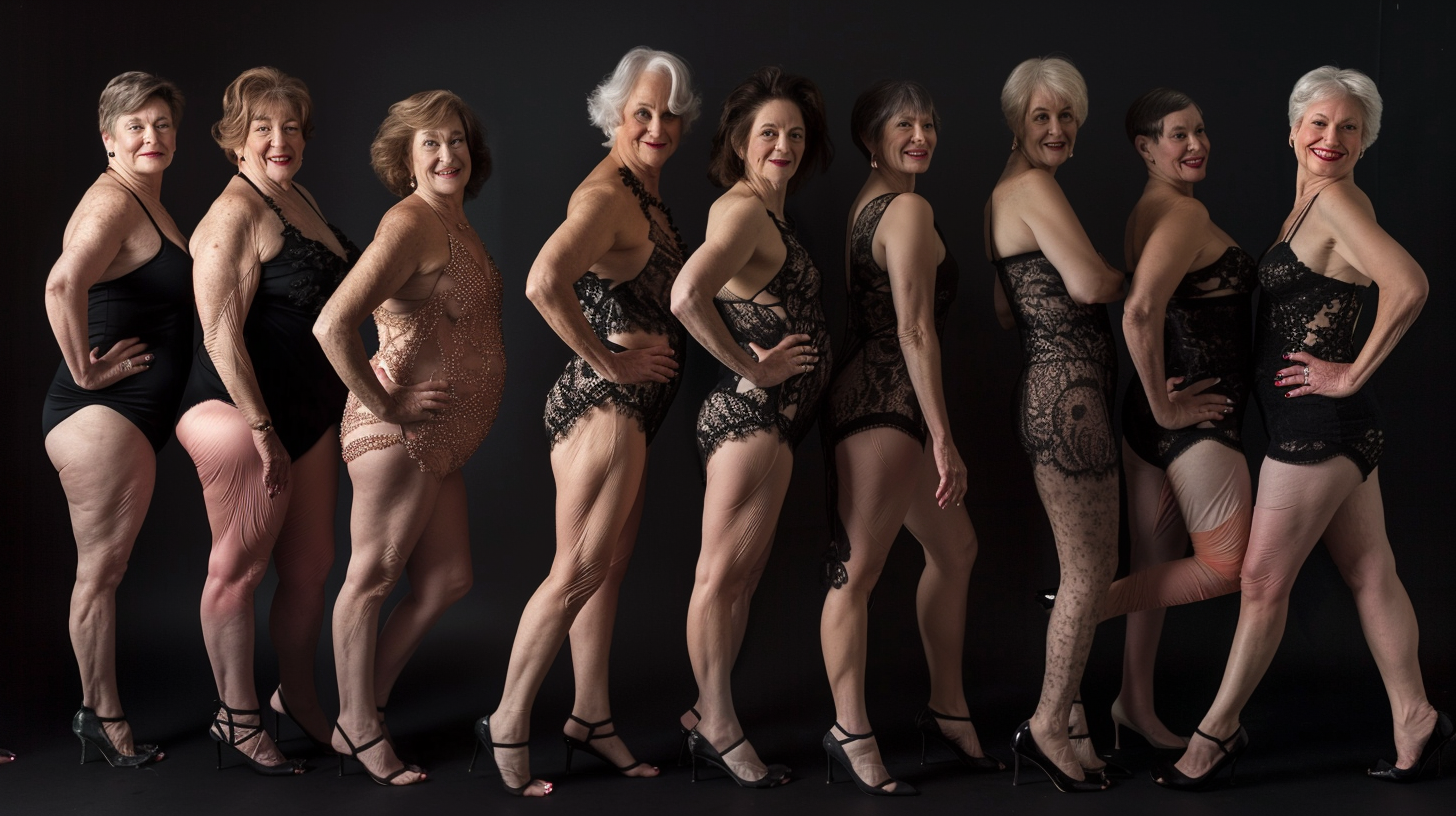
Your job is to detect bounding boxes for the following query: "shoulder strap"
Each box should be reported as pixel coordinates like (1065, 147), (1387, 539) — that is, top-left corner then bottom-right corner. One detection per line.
(235, 171), (288, 224)
(1282, 193), (1320, 243)
(986, 196), (1001, 262)
(294, 185), (327, 221)
(105, 172), (166, 240)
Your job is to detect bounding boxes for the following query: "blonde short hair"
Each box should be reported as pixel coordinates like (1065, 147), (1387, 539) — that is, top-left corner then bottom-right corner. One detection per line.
(1000, 56), (1088, 134)
(1288, 66), (1382, 149)
(211, 66), (313, 164)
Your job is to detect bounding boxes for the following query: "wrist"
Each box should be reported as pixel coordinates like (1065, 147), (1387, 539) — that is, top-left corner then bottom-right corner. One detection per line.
(250, 418), (273, 434)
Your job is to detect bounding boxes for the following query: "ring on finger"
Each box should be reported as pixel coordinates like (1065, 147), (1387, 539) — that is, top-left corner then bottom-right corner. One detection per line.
(120, 359), (133, 371)
(1304, 365), (1310, 384)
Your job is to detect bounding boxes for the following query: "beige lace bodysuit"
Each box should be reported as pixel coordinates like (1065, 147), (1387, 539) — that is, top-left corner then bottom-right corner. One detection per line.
(340, 217), (505, 475)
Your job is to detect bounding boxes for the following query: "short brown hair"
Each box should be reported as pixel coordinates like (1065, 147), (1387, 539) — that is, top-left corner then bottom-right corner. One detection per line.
(1125, 88), (1200, 144)
(707, 67), (832, 195)
(211, 66), (314, 164)
(370, 90), (491, 199)
(850, 80), (940, 163)
(98, 71), (185, 134)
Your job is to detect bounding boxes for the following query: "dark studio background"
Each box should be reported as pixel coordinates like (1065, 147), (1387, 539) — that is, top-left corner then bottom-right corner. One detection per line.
(2, 1), (1452, 813)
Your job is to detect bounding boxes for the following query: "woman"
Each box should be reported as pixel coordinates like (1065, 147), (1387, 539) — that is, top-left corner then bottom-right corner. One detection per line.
(42, 71), (188, 768)
(983, 56), (1123, 793)
(474, 47), (698, 797)
(1157, 66), (1448, 790)
(819, 80), (997, 797)
(177, 66), (358, 775)
(315, 90), (504, 787)
(669, 66), (832, 788)
(1104, 89), (1254, 751)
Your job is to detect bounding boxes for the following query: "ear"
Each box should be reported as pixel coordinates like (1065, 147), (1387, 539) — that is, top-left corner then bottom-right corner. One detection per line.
(100, 129), (113, 150)
(1134, 134), (1154, 162)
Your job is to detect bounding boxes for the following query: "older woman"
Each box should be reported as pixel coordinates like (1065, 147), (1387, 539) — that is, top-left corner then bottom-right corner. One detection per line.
(315, 90), (503, 787)
(984, 57), (1123, 793)
(1157, 66), (1447, 790)
(176, 66), (357, 775)
(473, 47), (698, 797)
(1101, 89), (1254, 751)
(42, 71), (188, 768)
(669, 66), (832, 788)
(819, 80), (996, 797)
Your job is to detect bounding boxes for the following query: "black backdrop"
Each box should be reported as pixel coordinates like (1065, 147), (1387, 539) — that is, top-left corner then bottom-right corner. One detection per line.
(4, 0), (1452, 767)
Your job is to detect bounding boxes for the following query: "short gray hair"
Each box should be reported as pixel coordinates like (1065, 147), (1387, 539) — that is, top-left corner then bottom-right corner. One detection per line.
(1288, 66), (1382, 149)
(1000, 56), (1088, 133)
(98, 71), (185, 134)
(586, 46), (701, 146)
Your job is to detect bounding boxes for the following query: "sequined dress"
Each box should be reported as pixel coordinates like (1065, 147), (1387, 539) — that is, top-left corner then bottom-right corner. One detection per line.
(695, 210), (831, 461)
(1122, 246), (1255, 468)
(340, 210), (506, 475)
(542, 167), (688, 447)
(1255, 195), (1381, 478)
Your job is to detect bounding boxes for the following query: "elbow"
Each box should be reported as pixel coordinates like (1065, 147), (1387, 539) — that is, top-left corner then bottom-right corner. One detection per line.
(524, 273), (550, 309)
(897, 323), (932, 353)
(670, 283), (700, 322)
(44, 275), (73, 302)
(1071, 278), (1124, 305)
(1123, 301), (1154, 332)
(311, 314), (337, 347)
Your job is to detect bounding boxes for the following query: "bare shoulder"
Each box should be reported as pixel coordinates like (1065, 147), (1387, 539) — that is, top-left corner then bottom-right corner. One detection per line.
(1318, 180), (1376, 223)
(881, 191), (934, 225)
(67, 178), (137, 240)
(1005, 167), (1063, 202)
(1155, 195), (1211, 232)
(709, 188), (771, 228)
(197, 180), (268, 233)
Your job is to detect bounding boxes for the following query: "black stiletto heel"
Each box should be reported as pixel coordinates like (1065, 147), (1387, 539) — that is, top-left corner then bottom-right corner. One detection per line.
(210, 701), (306, 775)
(1009, 720), (1107, 793)
(469, 715), (549, 796)
(334, 723), (424, 786)
(686, 729), (790, 788)
(677, 707), (700, 767)
(914, 708), (1003, 771)
(1368, 711), (1453, 783)
(1153, 726), (1249, 791)
(562, 715), (651, 775)
(71, 707), (161, 768)
(823, 723), (917, 796)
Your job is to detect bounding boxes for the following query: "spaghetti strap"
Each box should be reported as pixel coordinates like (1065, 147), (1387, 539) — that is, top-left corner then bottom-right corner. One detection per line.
(986, 197), (1001, 262)
(1282, 194), (1320, 243)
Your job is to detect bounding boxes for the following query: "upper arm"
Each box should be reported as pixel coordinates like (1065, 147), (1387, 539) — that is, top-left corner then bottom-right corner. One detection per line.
(675, 197), (764, 302)
(879, 194), (940, 331)
(528, 185), (621, 295)
(318, 205), (430, 332)
(1017, 172), (1107, 283)
(46, 186), (131, 294)
(190, 194), (263, 325)
(1325, 188), (1427, 299)
(1125, 203), (1206, 320)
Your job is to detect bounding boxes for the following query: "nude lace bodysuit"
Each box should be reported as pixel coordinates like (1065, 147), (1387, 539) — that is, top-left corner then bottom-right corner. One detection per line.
(340, 212), (505, 475)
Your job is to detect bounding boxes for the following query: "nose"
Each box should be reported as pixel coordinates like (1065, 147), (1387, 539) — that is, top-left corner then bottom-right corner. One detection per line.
(912, 124), (927, 142)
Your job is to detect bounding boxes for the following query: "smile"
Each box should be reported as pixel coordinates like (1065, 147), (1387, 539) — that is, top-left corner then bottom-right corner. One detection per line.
(1310, 147), (1345, 161)
(1182, 157), (1205, 168)
(1043, 141), (1066, 150)
(435, 167), (460, 177)
(905, 150), (929, 159)
(768, 159), (791, 167)
(643, 141), (667, 149)
(267, 156), (292, 165)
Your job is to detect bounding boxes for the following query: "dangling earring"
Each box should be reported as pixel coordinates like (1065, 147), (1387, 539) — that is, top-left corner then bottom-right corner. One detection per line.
(1149, 157), (1155, 165)
(107, 151), (115, 157)
(1010, 137), (1019, 151)
(1289, 138), (1295, 148)
(1359, 148), (1366, 159)
(409, 176), (417, 189)
(869, 153), (878, 170)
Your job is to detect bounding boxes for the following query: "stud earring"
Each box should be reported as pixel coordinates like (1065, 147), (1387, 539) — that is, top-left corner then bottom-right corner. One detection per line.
(1010, 137), (1019, 151)
(870, 154), (878, 170)
(107, 151), (115, 157)
(410, 176), (416, 189)
(1149, 157), (1155, 165)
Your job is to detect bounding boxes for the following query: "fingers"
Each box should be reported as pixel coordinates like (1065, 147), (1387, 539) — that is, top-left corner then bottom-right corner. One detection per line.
(1182, 376), (1221, 395)
(97, 338), (147, 361)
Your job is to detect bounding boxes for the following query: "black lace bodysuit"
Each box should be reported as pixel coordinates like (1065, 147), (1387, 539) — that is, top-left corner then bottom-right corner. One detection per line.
(182, 174), (360, 460)
(825, 193), (958, 445)
(1255, 195), (1381, 478)
(993, 240), (1118, 478)
(1122, 246), (1255, 468)
(695, 210), (831, 462)
(543, 167), (688, 447)
(42, 182), (194, 452)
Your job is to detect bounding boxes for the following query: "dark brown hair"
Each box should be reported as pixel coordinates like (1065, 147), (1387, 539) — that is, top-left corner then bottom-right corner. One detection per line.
(211, 66), (314, 164)
(850, 80), (939, 163)
(370, 90), (491, 199)
(1125, 88), (1200, 143)
(707, 66), (832, 195)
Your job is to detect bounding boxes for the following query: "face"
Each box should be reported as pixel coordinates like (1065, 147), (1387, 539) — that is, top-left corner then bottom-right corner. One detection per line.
(1290, 94), (1364, 177)
(102, 97), (176, 175)
(615, 70), (682, 168)
(410, 115), (471, 197)
(1018, 87), (1078, 168)
(239, 103), (306, 183)
(1142, 105), (1209, 184)
(739, 98), (806, 187)
(874, 107), (936, 174)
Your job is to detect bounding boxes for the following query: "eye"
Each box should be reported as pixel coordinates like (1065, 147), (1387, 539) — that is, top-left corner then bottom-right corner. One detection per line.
(790, 130), (804, 141)
(761, 128), (776, 138)
(284, 125), (300, 134)
(923, 122), (934, 131)
(634, 108), (651, 122)
(450, 137), (464, 146)
(662, 111), (679, 121)
(1034, 113), (1048, 122)
(423, 138), (438, 147)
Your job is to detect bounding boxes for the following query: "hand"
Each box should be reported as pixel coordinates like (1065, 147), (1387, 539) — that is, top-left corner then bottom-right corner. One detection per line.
(1153, 376), (1234, 430)
(748, 333), (817, 388)
(601, 344), (678, 384)
(374, 366), (451, 424)
(1276, 351), (1358, 399)
(251, 425), (290, 499)
(932, 437), (968, 510)
(76, 338), (152, 390)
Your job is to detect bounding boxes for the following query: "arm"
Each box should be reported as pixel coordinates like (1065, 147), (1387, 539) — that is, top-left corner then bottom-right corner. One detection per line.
(880, 195), (965, 507)
(524, 184), (677, 384)
(44, 187), (153, 389)
(1123, 202), (1233, 429)
(992, 274), (1014, 330)
(1280, 186), (1428, 398)
(670, 197), (814, 388)
(313, 204), (450, 424)
(1017, 171), (1124, 304)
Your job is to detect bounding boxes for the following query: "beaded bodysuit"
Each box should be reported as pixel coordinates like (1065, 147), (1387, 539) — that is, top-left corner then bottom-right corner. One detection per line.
(542, 167), (688, 447)
(340, 211), (506, 475)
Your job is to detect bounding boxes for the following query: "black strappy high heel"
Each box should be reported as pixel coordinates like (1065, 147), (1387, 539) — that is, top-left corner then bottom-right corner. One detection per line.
(335, 723), (425, 786)
(469, 715), (550, 796)
(677, 707), (701, 767)
(1152, 726), (1249, 791)
(914, 708), (1003, 772)
(563, 715), (652, 775)
(1010, 720), (1108, 793)
(686, 729), (791, 788)
(267, 685), (333, 754)
(824, 723), (917, 796)
(1068, 700), (1130, 779)
(1368, 711), (1453, 783)
(72, 707), (162, 768)
(210, 701), (306, 776)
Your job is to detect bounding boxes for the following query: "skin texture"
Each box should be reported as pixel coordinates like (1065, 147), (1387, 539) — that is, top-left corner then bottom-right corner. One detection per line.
(1167, 90), (1434, 782)
(486, 69), (688, 795)
(668, 96), (819, 784)
(983, 85), (1124, 784)
(178, 101), (345, 771)
(820, 106), (991, 791)
(43, 96), (184, 760)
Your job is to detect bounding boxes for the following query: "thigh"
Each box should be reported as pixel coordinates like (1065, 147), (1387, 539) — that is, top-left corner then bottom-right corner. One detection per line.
(1242, 457), (1362, 592)
(836, 428), (922, 550)
(699, 431), (794, 571)
(1320, 469), (1397, 581)
(177, 400), (288, 556)
(549, 407), (649, 564)
(405, 470), (473, 584)
(344, 437), (445, 571)
(46, 405), (157, 546)
(273, 430), (341, 580)
(1166, 441), (1252, 534)
(1122, 439), (1186, 568)
(902, 437), (976, 556)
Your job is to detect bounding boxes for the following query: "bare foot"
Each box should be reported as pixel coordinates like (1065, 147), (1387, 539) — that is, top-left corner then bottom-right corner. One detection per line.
(331, 722), (424, 786)
(563, 716), (659, 777)
(269, 686), (331, 746)
(1068, 702), (1106, 773)
(1165, 723), (1237, 781)
(927, 710), (1001, 767)
(693, 719), (784, 785)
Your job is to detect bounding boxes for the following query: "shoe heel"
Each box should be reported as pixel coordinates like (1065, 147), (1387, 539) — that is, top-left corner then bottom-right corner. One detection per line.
(825, 750), (834, 783)
(78, 736), (90, 765)
(214, 739), (222, 770)
(564, 740), (575, 773)
(1228, 757), (1238, 786)
(338, 751), (345, 777)
(1113, 720), (1121, 751)
(690, 751), (699, 782)
(1012, 749), (1021, 785)
(919, 732), (927, 765)
(468, 738), (480, 774)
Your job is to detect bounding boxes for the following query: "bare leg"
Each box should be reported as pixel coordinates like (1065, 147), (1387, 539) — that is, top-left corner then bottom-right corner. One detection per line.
(47, 406), (157, 756)
(687, 432), (793, 782)
(1170, 457), (1360, 779)
(1322, 470), (1437, 769)
(177, 401), (294, 767)
(489, 409), (649, 794)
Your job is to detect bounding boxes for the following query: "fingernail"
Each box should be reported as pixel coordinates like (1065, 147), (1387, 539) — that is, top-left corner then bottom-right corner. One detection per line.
(1282, 353), (1291, 359)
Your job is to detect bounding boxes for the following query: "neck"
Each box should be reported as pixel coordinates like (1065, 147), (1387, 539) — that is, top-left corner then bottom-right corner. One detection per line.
(870, 164), (917, 194)
(1146, 172), (1194, 198)
(415, 188), (467, 223)
(1293, 169), (1346, 203)
(613, 145), (663, 197)
(741, 175), (788, 217)
(106, 164), (163, 199)
(239, 160), (293, 196)
(1013, 149), (1057, 176)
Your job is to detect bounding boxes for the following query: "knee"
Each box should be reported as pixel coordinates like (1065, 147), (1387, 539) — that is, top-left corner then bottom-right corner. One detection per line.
(548, 558), (607, 613)
(345, 548), (408, 602)
(942, 535), (978, 575)
(1238, 565), (1294, 606)
(1337, 550), (1400, 597)
(75, 546), (131, 593)
(423, 568), (474, 608)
